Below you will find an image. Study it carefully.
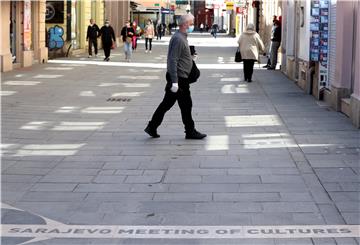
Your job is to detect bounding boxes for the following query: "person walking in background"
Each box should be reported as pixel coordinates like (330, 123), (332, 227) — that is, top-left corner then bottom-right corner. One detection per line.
(156, 22), (163, 40)
(132, 21), (141, 51)
(99, 20), (115, 61)
(200, 23), (204, 34)
(263, 16), (278, 68)
(121, 21), (135, 62)
(145, 14), (206, 140)
(86, 18), (100, 58)
(211, 23), (218, 38)
(144, 19), (155, 53)
(268, 20), (281, 70)
(162, 23), (167, 37)
(238, 23), (265, 83)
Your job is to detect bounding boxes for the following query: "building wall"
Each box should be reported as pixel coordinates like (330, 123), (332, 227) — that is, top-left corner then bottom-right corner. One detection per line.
(328, 0), (337, 89)
(297, 0), (310, 61)
(0, 0), (48, 72)
(350, 1), (360, 127)
(105, 0), (130, 40)
(45, 0), (105, 57)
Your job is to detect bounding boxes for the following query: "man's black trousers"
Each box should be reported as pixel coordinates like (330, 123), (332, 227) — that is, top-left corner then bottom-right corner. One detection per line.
(149, 79), (195, 133)
(88, 38), (98, 55)
(103, 44), (111, 58)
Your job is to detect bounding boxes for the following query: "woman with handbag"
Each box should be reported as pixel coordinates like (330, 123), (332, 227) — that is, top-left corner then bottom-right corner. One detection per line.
(121, 21), (135, 62)
(99, 20), (116, 62)
(238, 23), (265, 82)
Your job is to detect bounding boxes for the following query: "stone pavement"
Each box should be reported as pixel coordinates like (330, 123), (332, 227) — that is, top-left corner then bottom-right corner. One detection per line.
(1, 35), (359, 245)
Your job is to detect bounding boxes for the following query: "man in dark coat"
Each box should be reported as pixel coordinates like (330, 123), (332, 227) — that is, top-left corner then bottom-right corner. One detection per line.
(86, 19), (100, 58)
(268, 20), (281, 70)
(145, 14), (206, 140)
(99, 20), (116, 61)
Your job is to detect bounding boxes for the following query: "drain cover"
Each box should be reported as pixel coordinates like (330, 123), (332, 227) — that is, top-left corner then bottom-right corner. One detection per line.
(107, 98), (131, 102)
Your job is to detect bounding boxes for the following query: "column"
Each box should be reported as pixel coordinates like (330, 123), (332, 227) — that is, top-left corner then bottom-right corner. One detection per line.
(38, 0), (48, 64)
(331, 1), (354, 110)
(0, 1), (13, 72)
(350, 1), (360, 127)
(22, 0), (34, 67)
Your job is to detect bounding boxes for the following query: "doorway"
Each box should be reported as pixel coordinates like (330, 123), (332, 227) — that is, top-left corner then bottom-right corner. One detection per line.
(10, 1), (17, 63)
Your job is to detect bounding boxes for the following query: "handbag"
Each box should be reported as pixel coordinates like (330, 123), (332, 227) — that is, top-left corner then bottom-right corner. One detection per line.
(235, 48), (242, 62)
(126, 37), (132, 43)
(188, 60), (200, 84)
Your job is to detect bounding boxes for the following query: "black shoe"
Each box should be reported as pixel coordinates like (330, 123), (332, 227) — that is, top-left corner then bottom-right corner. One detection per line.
(144, 124), (160, 138)
(247, 79), (252, 83)
(185, 130), (207, 140)
(262, 65), (270, 68)
(267, 67), (275, 70)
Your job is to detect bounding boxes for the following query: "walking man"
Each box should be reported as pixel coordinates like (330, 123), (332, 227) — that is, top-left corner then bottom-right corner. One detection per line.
(145, 14), (206, 140)
(86, 19), (100, 58)
(99, 20), (115, 61)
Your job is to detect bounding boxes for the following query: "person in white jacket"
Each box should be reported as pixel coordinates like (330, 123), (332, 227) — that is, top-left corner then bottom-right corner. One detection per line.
(238, 23), (265, 82)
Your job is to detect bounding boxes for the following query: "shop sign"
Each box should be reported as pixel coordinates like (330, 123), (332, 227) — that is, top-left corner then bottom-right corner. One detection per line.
(310, 0), (330, 91)
(226, 2), (234, 11)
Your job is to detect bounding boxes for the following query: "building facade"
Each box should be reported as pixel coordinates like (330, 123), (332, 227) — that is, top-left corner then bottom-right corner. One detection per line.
(281, 0), (360, 128)
(45, 0), (106, 58)
(1, 0), (131, 71)
(1, 0), (48, 72)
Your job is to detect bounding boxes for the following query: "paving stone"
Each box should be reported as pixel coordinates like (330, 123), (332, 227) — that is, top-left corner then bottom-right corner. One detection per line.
(279, 192), (314, 202)
(214, 192), (280, 202)
(238, 183), (307, 193)
(317, 204), (346, 224)
(125, 175), (163, 184)
(130, 184), (170, 192)
(136, 201), (196, 213)
(74, 184), (132, 192)
(20, 192), (87, 202)
(334, 238), (360, 245)
(164, 175), (202, 183)
(260, 175), (304, 183)
(275, 239), (314, 245)
(30, 183), (77, 192)
(85, 193), (154, 202)
(341, 212), (360, 225)
(195, 202), (262, 213)
(93, 175), (126, 183)
(312, 238), (337, 245)
(251, 213), (294, 225)
(154, 193), (212, 202)
(202, 175), (260, 183)
(39, 175), (94, 183)
(262, 202), (319, 213)
(169, 183), (239, 192)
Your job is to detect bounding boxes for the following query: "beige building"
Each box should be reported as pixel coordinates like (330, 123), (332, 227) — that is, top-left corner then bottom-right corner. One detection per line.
(1, 0), (48, 72)
(0, 0), (130, 72)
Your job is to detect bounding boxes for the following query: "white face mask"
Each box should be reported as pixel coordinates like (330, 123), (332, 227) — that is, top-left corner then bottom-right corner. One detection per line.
(105, 23), (109, 27)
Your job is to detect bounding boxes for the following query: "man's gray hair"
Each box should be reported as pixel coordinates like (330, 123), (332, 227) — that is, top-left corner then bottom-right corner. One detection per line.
(178, 14), (194, 26)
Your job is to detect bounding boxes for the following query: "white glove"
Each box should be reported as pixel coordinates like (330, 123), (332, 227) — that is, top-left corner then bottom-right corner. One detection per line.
(170, 83), (179, 93)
